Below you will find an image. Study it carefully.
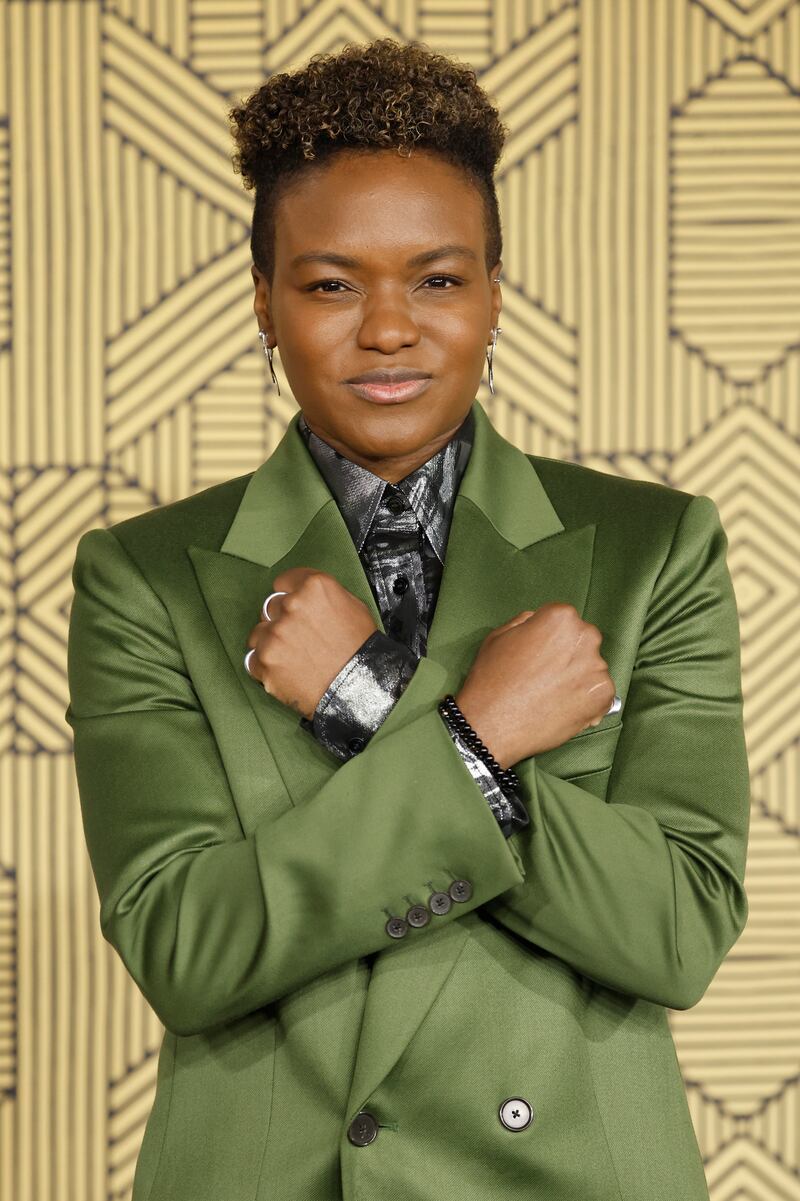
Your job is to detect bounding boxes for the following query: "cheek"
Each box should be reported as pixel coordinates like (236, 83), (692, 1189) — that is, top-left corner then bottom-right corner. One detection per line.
(424, 301), (488, 349)
(279, 295), (487, 375)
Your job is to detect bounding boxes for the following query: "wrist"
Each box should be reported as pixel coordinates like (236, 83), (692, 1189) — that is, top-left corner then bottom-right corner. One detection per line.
(439, 694), (521, 795)
(453, 691), (508, 770)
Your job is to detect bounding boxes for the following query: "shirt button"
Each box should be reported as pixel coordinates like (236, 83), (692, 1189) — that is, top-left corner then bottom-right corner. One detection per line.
(429, 890), (452, 915)
(449, 879), (473, 903)
(348, 736), (366, 754)
(385, 494), (405, 514)
(499, 1097), (534, 1131)
(347, 1111), (380, 1146)
(385, 916), (408, 939)
(392, 574), (409, 595)
(406, 904), (430, 928)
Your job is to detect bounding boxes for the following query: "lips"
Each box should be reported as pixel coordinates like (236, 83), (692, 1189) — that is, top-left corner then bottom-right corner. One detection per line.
(347, 378), (433, 404)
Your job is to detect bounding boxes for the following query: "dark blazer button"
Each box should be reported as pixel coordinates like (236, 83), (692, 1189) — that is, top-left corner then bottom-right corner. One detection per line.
(449, 879), (473, 903)
(392, 574), (409, 595)
(348, 736), (366, 754)
(499, 1097), (533, 1131)
(385, 916), (408, 939)
(347, 1111), (380, 1146)
(406, 904), (430, 928)
(385, 494), (405, 514)
(428, 890), (452, 915)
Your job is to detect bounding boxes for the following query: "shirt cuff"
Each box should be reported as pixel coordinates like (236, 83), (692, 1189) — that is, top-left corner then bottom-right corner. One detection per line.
(438, 711), (531, 839)
(299, 629), (419, 761)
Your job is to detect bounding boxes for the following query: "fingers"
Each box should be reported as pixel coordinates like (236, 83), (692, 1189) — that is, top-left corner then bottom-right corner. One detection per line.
(247, 582), (285, 679)
(261, 589), (290, 623)
(244, 622), (270, 684)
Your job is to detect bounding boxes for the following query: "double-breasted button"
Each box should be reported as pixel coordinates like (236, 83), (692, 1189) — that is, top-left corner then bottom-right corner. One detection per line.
(348, 736), (366, 754)
(385, 494), (405, 515)
(347, 1111), (379, 1146)
(385, 916), (408, 939)
(499, 1097), (533, 1131)
(392, 574), (409, 595)
(406, 904), (430, 928)
(449, 878), (473, 903)
(428, 890), (452, 915)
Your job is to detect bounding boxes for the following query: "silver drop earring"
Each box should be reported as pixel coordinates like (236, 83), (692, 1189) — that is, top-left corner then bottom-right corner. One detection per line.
(258, 328), (281, 396)
(486, 273), (502, 395)
(487, 323), (502, 396)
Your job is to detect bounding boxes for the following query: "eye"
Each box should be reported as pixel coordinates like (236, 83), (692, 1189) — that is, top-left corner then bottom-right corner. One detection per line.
(307, 279), (348, 293)
(305, 275), (463, 294)
(423, 275), (462, 289)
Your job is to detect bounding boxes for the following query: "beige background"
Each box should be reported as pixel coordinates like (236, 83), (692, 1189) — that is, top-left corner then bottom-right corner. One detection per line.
(1, 1), (799, 1198)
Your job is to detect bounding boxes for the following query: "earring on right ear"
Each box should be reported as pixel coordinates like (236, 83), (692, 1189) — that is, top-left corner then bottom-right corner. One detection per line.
(486, 325), (502, 395)
(258, 329), (281, 396)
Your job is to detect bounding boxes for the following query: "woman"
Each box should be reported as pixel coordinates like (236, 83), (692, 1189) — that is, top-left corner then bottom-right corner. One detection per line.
(66, 37), (750, 1201)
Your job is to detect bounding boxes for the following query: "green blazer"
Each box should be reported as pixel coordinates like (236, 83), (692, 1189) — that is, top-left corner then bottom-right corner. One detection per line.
(66, 399), (750, 1201)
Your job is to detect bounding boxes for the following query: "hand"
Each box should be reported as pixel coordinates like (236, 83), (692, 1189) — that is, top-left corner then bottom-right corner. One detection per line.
(454, 602), (617, 769)
(245, 568), (378, 720)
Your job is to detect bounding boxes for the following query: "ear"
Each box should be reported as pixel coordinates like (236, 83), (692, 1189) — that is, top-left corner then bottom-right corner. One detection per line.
(251, 263), (274, 339)
(489, 258), (503, 329)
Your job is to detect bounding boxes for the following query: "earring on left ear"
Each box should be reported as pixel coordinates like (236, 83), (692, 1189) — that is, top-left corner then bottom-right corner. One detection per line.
(258, 329), (281, 396)
(486, 325), (502, 396)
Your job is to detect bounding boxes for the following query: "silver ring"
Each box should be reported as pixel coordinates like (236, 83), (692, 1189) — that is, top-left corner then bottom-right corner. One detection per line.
(243, 648), (256, 678)
(607, 694), (622, 715)
(262, 590), (288, 622)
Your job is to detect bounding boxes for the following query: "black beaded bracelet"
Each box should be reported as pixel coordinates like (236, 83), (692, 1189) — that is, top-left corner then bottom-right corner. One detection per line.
(437, 694), (522, 798)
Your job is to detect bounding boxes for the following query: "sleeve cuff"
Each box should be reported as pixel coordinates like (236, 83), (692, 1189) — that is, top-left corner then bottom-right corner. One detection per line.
(300, 630), (420, 761)
(438, 710), (531, 838)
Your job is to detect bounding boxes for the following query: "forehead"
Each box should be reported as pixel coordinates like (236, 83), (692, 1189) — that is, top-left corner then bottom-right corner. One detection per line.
(274, 148), (485, 263)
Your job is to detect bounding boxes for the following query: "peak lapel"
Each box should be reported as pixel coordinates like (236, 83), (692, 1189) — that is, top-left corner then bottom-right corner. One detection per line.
(346, 401), (597, 1117)
(187, 411), (387, 829)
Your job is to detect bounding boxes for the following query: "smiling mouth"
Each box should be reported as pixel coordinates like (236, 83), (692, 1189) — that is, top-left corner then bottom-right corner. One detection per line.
(347, 378), (433, 404)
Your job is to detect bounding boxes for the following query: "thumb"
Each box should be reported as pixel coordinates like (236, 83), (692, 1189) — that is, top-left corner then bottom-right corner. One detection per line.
(507, 609), (537, 627)
(487, 609), (536, 639)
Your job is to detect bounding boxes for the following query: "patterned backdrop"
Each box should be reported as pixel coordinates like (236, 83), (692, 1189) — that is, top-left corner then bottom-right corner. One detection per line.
(1, 1), (799, 1198)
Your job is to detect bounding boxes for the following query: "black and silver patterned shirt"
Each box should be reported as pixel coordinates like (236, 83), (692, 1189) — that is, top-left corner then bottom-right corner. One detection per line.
(296, 407), (529, 839)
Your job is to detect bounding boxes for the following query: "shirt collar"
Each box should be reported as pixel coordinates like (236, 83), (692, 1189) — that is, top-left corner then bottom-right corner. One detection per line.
(297, 407), (475, 564)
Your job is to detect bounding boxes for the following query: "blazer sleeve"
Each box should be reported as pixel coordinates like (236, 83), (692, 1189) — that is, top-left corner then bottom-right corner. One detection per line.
(301, 630), (529, 836)
(480, 493), (751, 1011)
(65, 527), (526, 1037)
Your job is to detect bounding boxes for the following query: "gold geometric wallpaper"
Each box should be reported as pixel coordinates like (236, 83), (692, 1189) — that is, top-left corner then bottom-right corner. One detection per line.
(1, 0), (799, 1198)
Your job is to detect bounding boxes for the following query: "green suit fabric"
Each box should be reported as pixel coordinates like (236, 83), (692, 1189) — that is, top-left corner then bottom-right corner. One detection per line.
(66, 399), (750, 1201)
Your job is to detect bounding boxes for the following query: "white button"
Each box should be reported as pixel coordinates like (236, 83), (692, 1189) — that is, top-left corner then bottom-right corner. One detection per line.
(499, 1096), (533, 1131)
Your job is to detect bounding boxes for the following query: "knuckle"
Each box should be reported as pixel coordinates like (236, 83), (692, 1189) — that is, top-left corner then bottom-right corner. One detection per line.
(299, 569), (326, 593)
(546, 601), (578, 620)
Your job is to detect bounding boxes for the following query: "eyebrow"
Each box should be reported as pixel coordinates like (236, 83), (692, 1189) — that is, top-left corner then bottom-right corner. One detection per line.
(289, 244), (479, 271)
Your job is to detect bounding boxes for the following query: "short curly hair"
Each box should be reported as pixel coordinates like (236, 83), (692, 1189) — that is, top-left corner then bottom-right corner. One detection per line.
(228, 37), (508, 286)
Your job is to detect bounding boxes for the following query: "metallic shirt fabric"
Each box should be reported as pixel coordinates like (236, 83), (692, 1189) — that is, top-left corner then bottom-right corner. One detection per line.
(295, 408), (529, 838)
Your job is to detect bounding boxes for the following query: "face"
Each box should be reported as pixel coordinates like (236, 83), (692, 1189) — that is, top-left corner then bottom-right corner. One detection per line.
(252, 147), (502, 484)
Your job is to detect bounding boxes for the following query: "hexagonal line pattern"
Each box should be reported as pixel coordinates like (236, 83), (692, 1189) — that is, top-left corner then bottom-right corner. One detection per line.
(670, 58), (800, 385)
(693, 0), (796, 41)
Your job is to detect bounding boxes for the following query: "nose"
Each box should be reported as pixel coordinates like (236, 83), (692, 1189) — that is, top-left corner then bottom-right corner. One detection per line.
(356, 292), (421, 353)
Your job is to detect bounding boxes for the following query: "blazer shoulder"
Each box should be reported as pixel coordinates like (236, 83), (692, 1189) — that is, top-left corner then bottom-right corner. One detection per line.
(100, 471), (254, 571)
(528, 454), (698, 536)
